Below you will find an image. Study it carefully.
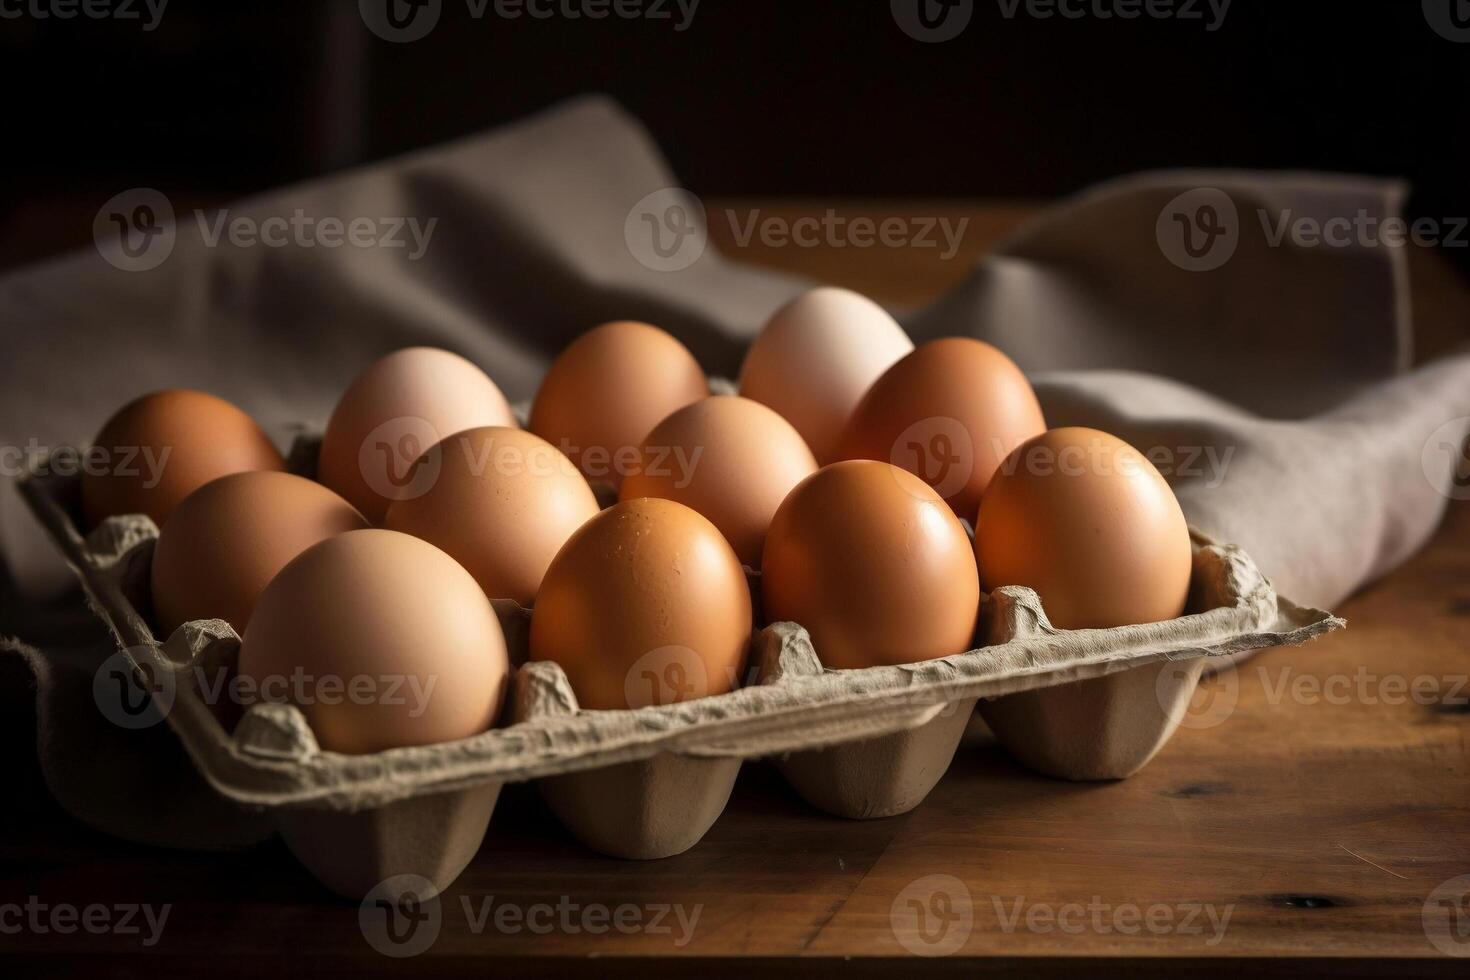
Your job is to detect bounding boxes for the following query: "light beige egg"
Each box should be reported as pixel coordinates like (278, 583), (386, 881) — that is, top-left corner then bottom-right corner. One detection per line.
(739, 287), (913, 465)
(318, 347), (516, 523)
(238, 529), (510, 754)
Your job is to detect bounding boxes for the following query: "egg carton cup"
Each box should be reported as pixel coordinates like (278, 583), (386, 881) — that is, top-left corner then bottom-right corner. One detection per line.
(19, 448), (1344, 897)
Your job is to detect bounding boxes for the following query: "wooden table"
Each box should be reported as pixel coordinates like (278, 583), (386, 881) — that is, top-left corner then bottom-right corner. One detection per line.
(4, 203), (1469, 977)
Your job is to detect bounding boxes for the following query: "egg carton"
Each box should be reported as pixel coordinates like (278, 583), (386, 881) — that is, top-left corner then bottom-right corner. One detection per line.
(19, 448), (1344, 900)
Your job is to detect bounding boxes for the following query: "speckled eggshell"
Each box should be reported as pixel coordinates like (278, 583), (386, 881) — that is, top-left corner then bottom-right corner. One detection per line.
(761, 459), (980, 670)
(529, 497), (752, 711)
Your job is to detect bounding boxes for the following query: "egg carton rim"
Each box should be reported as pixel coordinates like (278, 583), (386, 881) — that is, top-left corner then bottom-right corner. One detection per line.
(16, 449), (1345, 812)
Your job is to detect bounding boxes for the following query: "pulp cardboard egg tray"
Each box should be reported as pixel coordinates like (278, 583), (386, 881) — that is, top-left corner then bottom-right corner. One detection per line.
(18, 444), (1344, 900)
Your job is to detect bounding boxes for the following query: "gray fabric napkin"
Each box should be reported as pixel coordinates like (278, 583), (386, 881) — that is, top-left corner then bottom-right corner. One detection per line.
(3, 95), (1467, 849)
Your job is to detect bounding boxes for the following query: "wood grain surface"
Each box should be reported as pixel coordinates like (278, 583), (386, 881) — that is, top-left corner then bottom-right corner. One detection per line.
(3, 201), (1468, 977)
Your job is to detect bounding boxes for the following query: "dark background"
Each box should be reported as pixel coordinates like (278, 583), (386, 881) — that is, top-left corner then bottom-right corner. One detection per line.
(1, 0), (1467, 270)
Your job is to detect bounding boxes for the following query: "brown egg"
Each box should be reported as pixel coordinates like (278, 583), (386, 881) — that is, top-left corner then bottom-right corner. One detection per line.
(529, 497), (751, 710)
(80, 390), (285, 529)
(384, 426), (599, 606)
(839, 337), (1046, 520)
(318, 347), (516, 523)
(618, 396), (817, 567)
(762, 460), (980, 670)
(739, 287), (913, 465)
(151, 471), (368, 637)
(975, 427), (1193, 630)
(238, 529), (509, 754)
(528, 321), (708, 490)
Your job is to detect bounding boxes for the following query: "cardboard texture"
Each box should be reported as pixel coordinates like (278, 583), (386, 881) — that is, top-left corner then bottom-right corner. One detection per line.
(18, 446), (1344, 898)
(978, 660), (1209, 780)
(774, 698), (980, 819)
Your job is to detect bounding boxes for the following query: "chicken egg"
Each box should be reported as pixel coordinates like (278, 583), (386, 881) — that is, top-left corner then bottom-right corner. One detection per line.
(151, 471), (368, 637)
(237, 529), (510, 754)
(618, 395), (817, 567)
(529, 321), (708, 490)
(318, 347), (516, 523)
(384, 426), (599, 606)
(529, 497), (751, 710)
(80, 389), (285, 529)
(974, 427), (1193, 630)
(839, 337), (1046, 520)
(739, 287), (913, 464)
(762, 460), (980, 670)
